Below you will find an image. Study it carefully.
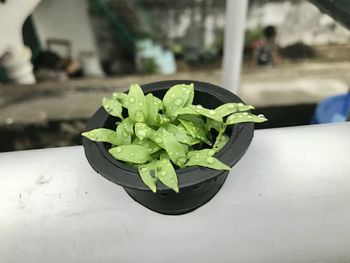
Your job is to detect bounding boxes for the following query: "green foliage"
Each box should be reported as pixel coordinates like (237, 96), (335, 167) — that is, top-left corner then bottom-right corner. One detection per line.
(82, 83), (267, 193)
(245, 27), (263, 47)
(140, 57), (158, 74)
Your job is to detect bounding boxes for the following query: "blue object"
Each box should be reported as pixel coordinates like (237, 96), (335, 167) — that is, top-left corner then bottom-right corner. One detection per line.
(136, 39), (177, 75)
(312, 92), (350, 124)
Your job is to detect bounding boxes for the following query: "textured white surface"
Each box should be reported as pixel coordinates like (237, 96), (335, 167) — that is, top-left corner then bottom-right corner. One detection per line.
(1, 123), (350, 263)
(222, 0), (248, 94)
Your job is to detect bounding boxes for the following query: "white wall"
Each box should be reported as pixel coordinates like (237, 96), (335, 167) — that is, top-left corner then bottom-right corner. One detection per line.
(32, 0), (98, 59)
(247, 1), (350, 47)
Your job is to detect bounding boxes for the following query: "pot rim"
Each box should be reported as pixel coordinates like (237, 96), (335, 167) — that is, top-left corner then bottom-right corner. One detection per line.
(82, 80), (254, 191)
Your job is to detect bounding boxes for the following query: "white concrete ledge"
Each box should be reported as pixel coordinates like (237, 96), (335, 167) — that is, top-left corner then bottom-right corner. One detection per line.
(1, 123), (350, 262)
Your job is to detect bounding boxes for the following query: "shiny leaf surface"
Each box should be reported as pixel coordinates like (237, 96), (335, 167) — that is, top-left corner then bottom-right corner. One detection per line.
(127, 83), (147, 123)
(178, 116), (211, 145)
(162, 130), (187, 168)
(215, 103), (255, 117)
(156, 159), (179, 193)
(134, 123), (152, 140)
(138, 162), (157, 193)
(82, 128), (118, 145)
(226, 112), (267, 125)
(103, 97), (123, 119)
(109, 145), (150, 164)
(116, 117), (133, 145)
(186, 152), (230, 170)
(132, 137), (161, 154)
(163, 83), (194, 117)
(189, 105), (223, 122)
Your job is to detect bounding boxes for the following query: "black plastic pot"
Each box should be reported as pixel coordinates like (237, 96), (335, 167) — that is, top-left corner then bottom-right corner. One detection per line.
(82, 80), (254, 215)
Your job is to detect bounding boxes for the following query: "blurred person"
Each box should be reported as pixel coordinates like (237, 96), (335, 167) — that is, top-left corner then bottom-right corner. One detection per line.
(251, 25), (281, 67)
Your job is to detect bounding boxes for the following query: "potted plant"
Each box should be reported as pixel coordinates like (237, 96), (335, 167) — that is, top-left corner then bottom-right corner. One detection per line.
(82, 80), (266, 215)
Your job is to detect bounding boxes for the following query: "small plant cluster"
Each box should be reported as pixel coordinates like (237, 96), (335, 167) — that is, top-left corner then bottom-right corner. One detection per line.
(82, 83), (267, 193)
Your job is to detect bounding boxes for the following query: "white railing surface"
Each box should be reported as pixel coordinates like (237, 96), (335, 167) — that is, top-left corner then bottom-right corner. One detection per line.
(1, 123), (350, 263)
(222, 0), (249, 94)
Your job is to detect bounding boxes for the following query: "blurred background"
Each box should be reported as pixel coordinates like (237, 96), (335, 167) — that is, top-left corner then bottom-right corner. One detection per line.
(1, 0), (350, 152)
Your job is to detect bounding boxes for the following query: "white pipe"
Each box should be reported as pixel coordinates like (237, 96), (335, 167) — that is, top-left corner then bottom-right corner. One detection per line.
(222, 0), (249, 94)
(1, 123), (350, 262)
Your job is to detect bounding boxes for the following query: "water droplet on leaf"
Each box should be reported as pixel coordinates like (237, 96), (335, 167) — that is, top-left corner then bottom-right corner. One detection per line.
(175, 98), (183, 106)
(206, 157), (215, 164)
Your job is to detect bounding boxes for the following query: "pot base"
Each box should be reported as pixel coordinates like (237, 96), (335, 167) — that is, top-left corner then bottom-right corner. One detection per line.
(124, 171), (228, 215)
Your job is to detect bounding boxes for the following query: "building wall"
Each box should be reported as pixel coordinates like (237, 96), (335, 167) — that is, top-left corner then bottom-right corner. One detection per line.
(142, 0), (350, 48)
(32, 0), (99, 59)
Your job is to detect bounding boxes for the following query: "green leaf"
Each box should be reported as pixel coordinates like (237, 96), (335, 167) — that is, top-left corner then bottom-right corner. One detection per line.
(109, 145), (150, 164)
(116, 117), (133, 145)
(215, 103), (255, 117)
(173, 106), (200, 117)
(82, 128), (118, 145)
(184, 83), (194, 107)
(186, 152), (230, 171)
(159, 150), (170, 160)
(181, 143), (189, 153)
(150, 150), (161, 160)
(127, 84), (147, 123)
(206, 117), (222, 132)
(163, 83), (194, 117)
(103, 97), (123, 119)
(134, 123), (166, 148)
(176, 125), (200, 146)
(153, 96), (164, 111)
(187, 149), (216, 159)
(138, 162), (158, 193)
(156, 159), (179, 193)
(188, 136), (202, 146)
(226, 112), (267, 125)
(189, 105), (223, 122)
(132, 137), (161, 154)
(155, 114), (170, 126)
(145, 94), (159, 126)
(164, 124), (191, 145)
(213, 133), (229, 152)
(112, 92), (128, 107)
(134, 123), (152, 140)
(147, 128), (165, 148)
(178, 115), (211, 145)
(162, 130), (187, 168)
